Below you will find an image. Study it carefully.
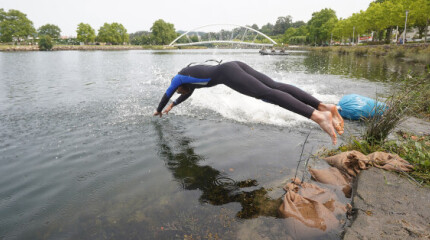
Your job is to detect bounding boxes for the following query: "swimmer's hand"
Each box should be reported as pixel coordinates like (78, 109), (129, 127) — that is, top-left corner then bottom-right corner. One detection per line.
(163, 103), (174, 115)
(153, 111), (162, 117)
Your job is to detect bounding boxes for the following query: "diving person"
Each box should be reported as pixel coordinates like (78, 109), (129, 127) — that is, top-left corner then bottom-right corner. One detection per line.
(154, 61), (344, 145)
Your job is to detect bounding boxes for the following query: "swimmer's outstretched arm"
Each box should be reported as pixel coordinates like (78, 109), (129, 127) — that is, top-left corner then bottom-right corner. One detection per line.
(154, 89), (194, 117)
(153, 103), (173, 117)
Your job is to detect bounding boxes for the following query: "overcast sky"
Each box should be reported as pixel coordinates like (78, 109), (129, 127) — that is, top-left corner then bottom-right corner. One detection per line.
(1, 0), (373, 36)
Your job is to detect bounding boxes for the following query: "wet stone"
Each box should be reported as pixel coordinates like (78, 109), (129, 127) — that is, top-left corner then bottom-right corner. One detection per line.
(343, 167), (430, 239)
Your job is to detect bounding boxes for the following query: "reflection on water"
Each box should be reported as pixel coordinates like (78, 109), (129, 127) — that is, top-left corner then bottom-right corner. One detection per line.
(153, 121), (282, 219)
(272, 51), (426, 83)
(301, 52), (427, 82)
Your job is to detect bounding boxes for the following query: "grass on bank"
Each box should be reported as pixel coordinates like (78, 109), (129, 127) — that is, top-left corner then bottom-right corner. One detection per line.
(331, 133), (430, 186)
(327, 74), (430, 186)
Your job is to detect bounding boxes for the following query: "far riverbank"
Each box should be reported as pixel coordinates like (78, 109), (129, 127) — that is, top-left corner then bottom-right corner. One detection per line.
(0, 44), (208, 51)
(3, 43), (429, 65)
(306, 43), (430, 65)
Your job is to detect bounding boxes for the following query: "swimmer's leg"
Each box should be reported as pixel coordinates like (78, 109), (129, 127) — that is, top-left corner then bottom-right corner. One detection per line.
(233, 61), (343, 135)
(233, 61), (321, 110)
(221, 62), (337, 144)
(220, 64), (316, 118)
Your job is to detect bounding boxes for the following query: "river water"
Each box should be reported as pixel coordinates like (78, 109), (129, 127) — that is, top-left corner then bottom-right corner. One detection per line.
(0, 49), (424, 239)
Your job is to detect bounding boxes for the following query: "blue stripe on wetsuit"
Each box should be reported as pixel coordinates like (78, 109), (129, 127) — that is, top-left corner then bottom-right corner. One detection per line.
(165, 74), (211, 97)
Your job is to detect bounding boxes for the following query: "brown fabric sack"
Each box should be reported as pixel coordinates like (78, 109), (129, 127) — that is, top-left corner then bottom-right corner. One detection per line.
(324, 150), (368, 177)
(367, 152), (414, 172)
(308, 167), (352, 198)
(280, 188), (339, 231)
(280, 178), (346, 231)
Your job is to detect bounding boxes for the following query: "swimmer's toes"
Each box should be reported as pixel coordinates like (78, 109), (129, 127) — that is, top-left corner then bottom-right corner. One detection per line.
(331, 132), (337, 145)
(332, 122), (344, 135)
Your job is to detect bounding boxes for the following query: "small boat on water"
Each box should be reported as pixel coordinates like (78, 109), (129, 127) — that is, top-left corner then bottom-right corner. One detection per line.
(259, 50), (290, 56)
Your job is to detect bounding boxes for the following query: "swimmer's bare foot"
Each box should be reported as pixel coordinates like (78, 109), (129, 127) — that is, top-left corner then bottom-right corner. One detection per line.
(318, 103), (344, 135)
(329, 105), (344, 135)
(311, 110), (337, 145)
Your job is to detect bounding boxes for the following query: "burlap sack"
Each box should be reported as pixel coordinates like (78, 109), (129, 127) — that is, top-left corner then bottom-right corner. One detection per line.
(308, 167), (352, 198)
(324, 150), (368, 177)
(280, 178), (347, 231)
(367, 152), (414, 172)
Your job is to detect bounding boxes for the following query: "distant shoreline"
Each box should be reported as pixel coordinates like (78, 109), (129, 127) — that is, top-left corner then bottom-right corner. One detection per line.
(310, 43), (430, 64)
(0, 44), (210, 51)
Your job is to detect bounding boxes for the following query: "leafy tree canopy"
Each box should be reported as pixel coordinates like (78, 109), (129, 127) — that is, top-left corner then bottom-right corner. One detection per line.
(130, 31), (152, 45)
(97, 22), (129, 45)
(273, 16), (293, 35)
(0, 9), (36, 42)
(308, 8), (338, 44)
(76, 23), (96, 43)
(150, 19), (176, 45)
(250, 24), (259, 30)
(260, 23), (274, 35)
(0, 8), (6, 21)
(38, 24), (61, 38)
(291, 21), (306, 28)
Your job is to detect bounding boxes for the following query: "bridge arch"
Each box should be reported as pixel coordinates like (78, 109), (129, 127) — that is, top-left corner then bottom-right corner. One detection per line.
(169, 24), (277, 47)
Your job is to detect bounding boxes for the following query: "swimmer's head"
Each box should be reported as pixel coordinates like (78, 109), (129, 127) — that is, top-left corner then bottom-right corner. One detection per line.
(176, 85), (191, 95)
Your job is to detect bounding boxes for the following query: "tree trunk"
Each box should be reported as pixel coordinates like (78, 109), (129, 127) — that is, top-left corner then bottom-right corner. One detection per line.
(378, 30), (384, 42)
(417, 26), (425, 39)
(385, 27), (392, 44)
(425, 18), (429, 43)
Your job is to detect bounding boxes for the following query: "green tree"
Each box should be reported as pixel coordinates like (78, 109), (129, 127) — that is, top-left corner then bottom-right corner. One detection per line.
(38, 24), (61, 38)
(365, 3), (385, 34)
(190, 35), (199, 42)
(260, 23), (274, 35)
(349, 12), (367, 40)
(282, 24), (309, 44)
(38, 35), (53, 50)
(273, 16), (292, 35)
(150, 19), (176, 45)
(250, 24), (259, 30)
(97, 22), (129, 45)
(76, 23), (96, 44)
(308, 8), (338, 45)
(0, 9), (36, 43)
(0, 8), (6, 21)
(409, 0), (430, 41)
(332, 19), (347, 42)
(130, 31), (152, 45)
(292, 20), (306, 28)
(282, 27), (297, 43)
(380, 0), (406, 42)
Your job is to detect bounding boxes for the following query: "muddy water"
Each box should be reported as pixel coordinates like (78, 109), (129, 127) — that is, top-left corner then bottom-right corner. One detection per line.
(0, 49), (421, 239)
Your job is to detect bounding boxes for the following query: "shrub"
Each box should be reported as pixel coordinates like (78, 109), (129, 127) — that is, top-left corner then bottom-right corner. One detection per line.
(363, 78), (427, 145)
(39, 35), (53, 51)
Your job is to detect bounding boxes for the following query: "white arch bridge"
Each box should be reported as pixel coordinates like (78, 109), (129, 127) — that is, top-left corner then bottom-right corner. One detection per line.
(169, 24), (277, 47)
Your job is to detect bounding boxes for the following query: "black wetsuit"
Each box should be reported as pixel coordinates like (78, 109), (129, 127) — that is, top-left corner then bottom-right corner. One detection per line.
(156, 61), (321, 118)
